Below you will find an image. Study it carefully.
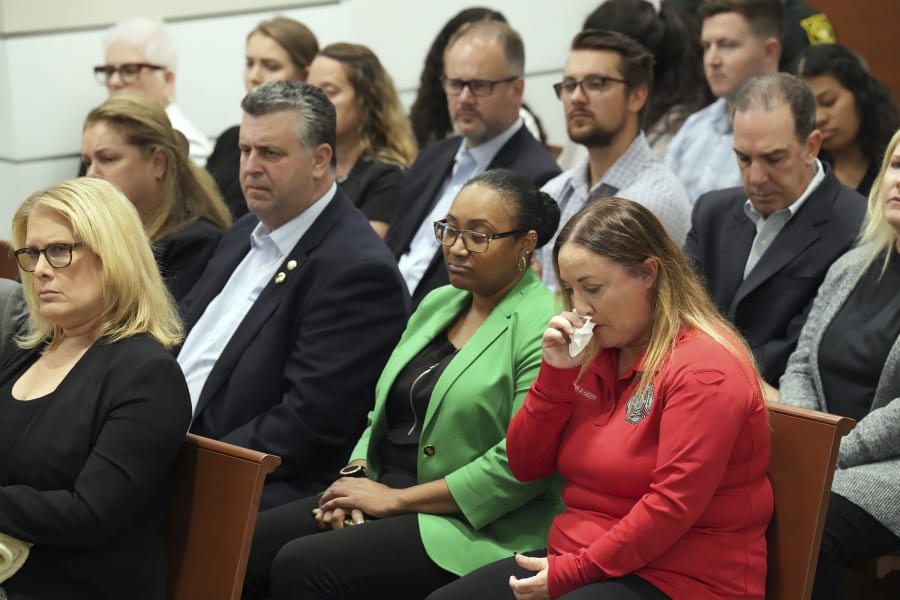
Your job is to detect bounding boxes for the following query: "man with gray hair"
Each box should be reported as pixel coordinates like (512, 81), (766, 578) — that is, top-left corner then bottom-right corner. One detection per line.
(685, 73), (865, 385)
(386, 19), (560, 307)
(94, 17), (212, 164)
(178, 81), (409, 508)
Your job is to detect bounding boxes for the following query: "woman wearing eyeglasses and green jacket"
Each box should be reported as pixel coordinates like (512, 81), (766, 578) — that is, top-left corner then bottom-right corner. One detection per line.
(243, 169), (563, 600)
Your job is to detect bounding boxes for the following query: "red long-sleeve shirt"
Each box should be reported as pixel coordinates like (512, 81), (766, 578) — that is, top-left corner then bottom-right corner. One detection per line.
(507, 329), (772, 599)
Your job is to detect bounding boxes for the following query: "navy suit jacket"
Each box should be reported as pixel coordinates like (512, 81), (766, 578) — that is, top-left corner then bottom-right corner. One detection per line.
(180, 190), (410, 508)
(386, 125), (560, 307)
(684, 164), (865, 384)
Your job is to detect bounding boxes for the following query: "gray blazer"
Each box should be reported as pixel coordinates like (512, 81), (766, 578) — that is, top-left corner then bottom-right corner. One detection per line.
(0, 278), (27, 352)
(779, 244), (900, 538)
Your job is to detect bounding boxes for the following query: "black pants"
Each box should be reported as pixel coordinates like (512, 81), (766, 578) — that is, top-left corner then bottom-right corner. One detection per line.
(243, 494), (456, 600)
(426, 551), (671, 600)
(812, 492), (900, 600)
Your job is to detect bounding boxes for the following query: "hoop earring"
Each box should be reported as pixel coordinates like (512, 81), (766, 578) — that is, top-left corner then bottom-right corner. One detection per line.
(518, 255), (527, 272)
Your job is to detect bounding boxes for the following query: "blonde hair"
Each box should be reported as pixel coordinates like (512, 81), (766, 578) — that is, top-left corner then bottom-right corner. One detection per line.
(84, 93), (231, 243)
(553, 198), (759, 401)
(859, 127), (900, 273)
(318, 43), (417, 166)
(13, 178), (183, 349)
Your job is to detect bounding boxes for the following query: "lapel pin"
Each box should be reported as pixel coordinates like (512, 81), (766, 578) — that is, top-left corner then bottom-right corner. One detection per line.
(274, 272), (286, 284)
(287, 259), (298, 270)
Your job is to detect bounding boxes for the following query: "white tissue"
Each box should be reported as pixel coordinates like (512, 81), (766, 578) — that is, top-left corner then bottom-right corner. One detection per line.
(568, 316), (596, 357)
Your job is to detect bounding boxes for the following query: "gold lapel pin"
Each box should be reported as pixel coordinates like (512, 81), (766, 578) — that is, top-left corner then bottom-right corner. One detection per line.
(274, 272), (286, 284)
(287, 259), (298, 270)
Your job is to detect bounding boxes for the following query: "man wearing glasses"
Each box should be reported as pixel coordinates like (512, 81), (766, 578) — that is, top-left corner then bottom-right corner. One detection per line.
(94, 17), (212, 165)
(534, 30), (691, 290)
(387, 19), (559, 308)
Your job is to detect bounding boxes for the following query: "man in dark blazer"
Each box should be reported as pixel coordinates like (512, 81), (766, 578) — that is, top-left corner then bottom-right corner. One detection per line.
(387, 20), (560, 307)
(178, 81), (410, 509)
(685, 73), (865, 385)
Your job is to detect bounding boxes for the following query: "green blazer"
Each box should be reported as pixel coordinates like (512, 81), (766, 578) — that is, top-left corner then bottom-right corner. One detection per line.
(351, 269), (563, 575)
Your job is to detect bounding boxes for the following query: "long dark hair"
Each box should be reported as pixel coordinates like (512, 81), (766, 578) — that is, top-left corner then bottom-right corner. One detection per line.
(583, 0), (712, 135)
(794, 44), (899, 165)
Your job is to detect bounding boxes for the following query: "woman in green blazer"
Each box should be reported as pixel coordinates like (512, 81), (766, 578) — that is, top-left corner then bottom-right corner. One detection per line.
(243, 169), (563, 600)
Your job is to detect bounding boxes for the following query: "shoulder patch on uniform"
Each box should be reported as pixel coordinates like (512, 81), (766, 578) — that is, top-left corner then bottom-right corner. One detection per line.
(690, 369), (726, 385)
(800, 14), (837, 45)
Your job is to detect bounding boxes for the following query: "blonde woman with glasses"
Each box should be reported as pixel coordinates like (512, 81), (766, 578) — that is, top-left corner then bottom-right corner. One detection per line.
(0, 178), (190, 600)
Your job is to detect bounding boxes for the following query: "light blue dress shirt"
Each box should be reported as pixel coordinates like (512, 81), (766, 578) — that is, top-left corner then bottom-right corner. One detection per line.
(666, 98), (742, 204)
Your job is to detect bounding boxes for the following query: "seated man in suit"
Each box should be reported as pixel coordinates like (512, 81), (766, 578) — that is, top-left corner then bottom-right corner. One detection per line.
(685, 73), (865, 385)
(666, 0), (783, 203)
(534, 29), (692, 289)
(177, 80), (410, 509)
(387, 19), (560, 307)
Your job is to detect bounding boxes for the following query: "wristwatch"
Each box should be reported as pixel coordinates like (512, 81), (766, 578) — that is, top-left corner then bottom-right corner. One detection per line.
(339, 464), (369, 478)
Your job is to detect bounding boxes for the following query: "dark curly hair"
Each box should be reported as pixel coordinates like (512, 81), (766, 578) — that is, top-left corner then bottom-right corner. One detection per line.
(794, 43), (900, 166)
(409, 8), (506, 149)
(583, 0), (712, 137)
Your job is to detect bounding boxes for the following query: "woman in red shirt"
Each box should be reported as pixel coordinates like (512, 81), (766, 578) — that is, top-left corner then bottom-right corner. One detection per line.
(428, 198), (773, 600)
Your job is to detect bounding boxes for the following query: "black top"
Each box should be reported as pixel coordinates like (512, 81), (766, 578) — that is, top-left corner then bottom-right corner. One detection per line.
(0, 381), (45, 482)
(338, 158), (407, 224)
(856, 161), (879, 198)
(819, 250), (900, 421)
(378, 332), (457, 488)
(155, 217), (223, 302)
(0, 334), (191, 600)
(205, 125), (246, 220)
(819, 152), (879, 198)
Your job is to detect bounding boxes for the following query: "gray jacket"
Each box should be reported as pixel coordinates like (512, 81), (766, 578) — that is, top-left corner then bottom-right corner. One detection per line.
(0, 278), (26, 353)
(779, 244), (900, 538)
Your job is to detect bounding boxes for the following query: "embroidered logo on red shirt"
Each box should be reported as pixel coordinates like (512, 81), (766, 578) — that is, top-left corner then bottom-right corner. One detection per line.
(573, 383), (599, 400)
(625, 384), (654, 425)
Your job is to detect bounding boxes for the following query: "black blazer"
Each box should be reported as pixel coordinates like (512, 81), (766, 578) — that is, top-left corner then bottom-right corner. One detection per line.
(205, 125), (246, 220)
(386, 125), (560, 307)
(0, 334), (191, 600)
(684, 164), (865, 383)
(180, 190), (410, 508)
(155, 217), (223, 302)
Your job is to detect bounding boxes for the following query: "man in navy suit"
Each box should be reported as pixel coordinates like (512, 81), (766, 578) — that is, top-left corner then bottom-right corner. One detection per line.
(387, 19), (560, 307)
(178, 81), (410, 509)
(685, 73), (864, 385)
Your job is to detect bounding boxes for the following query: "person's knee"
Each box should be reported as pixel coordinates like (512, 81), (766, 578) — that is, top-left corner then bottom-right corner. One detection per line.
(270, 536), (345, 598)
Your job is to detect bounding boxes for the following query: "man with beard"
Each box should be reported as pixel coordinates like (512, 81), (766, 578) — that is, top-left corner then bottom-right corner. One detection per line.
(685, 74), (864, 385)
(534, 30), (690, 289)
(387, 19), (559, 307)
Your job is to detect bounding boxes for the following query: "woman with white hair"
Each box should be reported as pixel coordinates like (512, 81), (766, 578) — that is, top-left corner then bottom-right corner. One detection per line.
(94, 17), (212, 165)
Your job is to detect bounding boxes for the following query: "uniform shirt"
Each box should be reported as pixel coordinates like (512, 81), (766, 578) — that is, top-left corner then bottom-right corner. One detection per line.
(508, 329), (773, 599)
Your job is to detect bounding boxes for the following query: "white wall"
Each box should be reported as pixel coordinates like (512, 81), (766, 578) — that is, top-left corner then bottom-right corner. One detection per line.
(0, 0), (598, 237)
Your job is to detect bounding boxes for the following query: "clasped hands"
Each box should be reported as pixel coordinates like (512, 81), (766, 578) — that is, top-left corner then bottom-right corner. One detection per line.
(314, 476), (400, 530)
